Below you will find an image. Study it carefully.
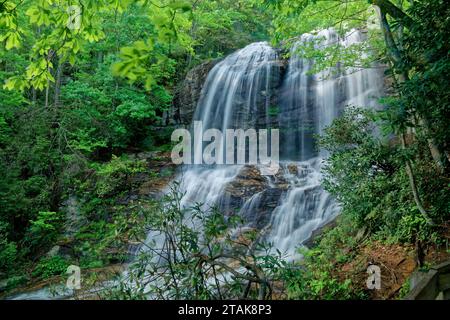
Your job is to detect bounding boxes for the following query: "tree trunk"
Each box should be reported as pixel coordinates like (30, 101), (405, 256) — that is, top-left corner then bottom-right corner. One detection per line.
(378, 9), (448, 174)
(379, 11), (434, 225)
(45, 50), (55, 109)
(370, 0), (414, 29)
(45, 81), (50, 108)
(401, 133), (435, 226)
(32, 87), (37, 106)
(419, 117), (448, 174)
(54, 62), (63, 108)
(415, 238), (425, 268)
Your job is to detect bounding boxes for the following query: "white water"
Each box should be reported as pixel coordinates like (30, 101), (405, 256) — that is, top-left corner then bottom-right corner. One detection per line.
(7, 29), (384, 300)
(178, 165), (243, 209)
(173, 28), (383, 259)
(266, 159), (340, 258)
(194, 42), (278, 131)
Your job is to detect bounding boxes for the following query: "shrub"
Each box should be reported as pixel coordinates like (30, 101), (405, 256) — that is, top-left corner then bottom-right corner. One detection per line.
(26, 211), (64, 248)
(32, 256), (70, 279)
(0, 238), (17, 273)
(91, 155), (147, 198)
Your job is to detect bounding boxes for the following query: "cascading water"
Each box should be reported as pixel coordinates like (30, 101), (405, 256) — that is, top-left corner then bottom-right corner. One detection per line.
(174, 28), (383, 259)
(7, 28), (384, 300)
(278, 34), (315, 161)
(176, 42), (280, 209)
(265, 28), (384, 257)
(194, 42), (279, 131)
(266, 159), (339, 257)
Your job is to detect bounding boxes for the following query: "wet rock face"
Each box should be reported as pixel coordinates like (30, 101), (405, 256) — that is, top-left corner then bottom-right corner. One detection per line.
(222, 59), (286, 131)
(216, 165), (287, 229)
(217, 165), (268, 216)
(212, 161), (338, 233)
(133, 151), (177, 199)
(173, 59), (221, 125)
(226, 166), (268, 196)
(245, 188), (283, 229)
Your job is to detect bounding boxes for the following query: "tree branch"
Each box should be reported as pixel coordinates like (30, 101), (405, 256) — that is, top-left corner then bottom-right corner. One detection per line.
(369, 0), (414, 29)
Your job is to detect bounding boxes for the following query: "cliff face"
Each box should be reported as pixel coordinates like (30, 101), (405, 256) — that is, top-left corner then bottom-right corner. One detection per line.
(172, 52), (288, 127)
(172, 59), (221, 125)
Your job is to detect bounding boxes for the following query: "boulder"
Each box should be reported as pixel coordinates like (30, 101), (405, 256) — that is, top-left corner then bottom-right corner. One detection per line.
(216, 166), (286, 229)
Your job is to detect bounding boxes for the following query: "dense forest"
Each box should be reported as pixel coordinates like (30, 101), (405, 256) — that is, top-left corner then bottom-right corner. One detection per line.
(0, 0), (449, 300)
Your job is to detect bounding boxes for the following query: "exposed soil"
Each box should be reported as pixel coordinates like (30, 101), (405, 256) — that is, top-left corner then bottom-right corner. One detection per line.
(338, 240), (450, 299)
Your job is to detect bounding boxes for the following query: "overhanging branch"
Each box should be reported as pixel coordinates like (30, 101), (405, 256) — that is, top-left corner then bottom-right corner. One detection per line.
(369, 0), (414, 29)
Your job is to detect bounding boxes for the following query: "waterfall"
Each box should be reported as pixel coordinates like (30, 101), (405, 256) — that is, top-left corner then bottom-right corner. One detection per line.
(6, 28), (385, 301)
(169, 29), (383, 259)
(266, 28), (383, 257)
(266, 159), (339, 257)
(176, 41), (280, 210)
(194, 42), (279, 131)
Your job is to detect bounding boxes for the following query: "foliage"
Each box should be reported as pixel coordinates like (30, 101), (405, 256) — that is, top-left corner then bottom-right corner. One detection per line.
(4, 275), (28, 290)
(0, 0), (448, 301)
(282, 216), (366, 300)
(262, 0), (373, 40)
(90, 155), (147, 198)
(1, 0), (193, 91)
(67, 156), (148, 269)
(258, 0), (386, 74)
(319, 108), (447, 243)
(188, 0), (271, 62)
(26, 211), (64, 248)
(397, 277), (411, 299)
(107, 186), (287, 300)
(399, 0), (450, 157)
(32, 256), (70, 280)
(0, 231), (17, 273)
(0, 1), (205, 281)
